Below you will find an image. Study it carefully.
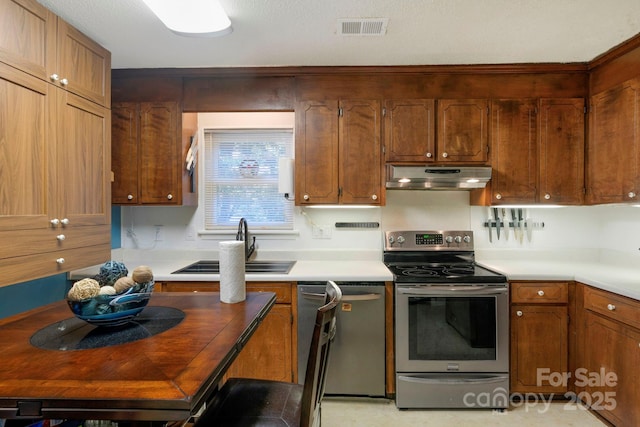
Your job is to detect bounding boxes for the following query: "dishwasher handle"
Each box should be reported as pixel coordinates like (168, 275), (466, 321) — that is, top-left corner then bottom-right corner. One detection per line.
(300, 291), (381, 302)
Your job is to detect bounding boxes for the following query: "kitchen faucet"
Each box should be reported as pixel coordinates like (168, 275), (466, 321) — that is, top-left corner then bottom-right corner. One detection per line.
(236, 218), (256, 261)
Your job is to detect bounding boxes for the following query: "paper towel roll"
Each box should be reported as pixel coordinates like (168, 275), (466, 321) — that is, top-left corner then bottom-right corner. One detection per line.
(219, 241), (246, 303)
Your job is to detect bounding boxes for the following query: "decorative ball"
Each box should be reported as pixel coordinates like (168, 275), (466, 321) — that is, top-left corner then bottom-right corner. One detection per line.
(95, 260), (129, 287)
(98, 285), (117, 296)
(68, 278), (100, 301)
(113, 276), (136, 294)
(132, 265), (154, 284)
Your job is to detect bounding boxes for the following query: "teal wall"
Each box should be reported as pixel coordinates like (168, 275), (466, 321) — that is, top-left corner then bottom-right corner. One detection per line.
(0, 207), (121, 320)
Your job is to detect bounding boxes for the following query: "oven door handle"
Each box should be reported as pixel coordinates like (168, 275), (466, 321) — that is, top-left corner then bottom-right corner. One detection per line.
(300, 291), (382, 302)
(398, 374), (508, 385)
(397, 285), (507, 296)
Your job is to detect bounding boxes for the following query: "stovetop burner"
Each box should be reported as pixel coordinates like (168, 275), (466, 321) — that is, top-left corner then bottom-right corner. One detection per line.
(383, 230), (507, 284)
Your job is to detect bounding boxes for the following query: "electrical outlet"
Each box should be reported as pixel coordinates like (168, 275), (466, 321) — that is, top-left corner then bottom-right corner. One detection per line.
(185, 226), (196, 241)
(154, 225), (164, 241)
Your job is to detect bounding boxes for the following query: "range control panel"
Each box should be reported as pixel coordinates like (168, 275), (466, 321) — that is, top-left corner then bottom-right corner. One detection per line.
(384, 230), (474, 251)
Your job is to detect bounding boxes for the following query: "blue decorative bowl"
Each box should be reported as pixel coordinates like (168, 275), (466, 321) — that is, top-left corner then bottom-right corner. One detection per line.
(67, 281), (155, 327)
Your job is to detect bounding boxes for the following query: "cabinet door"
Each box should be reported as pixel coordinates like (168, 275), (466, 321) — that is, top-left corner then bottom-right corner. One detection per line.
(0, 62), (52, 232)
(511, 305), (568, 393)
(339, 99), (382, 204)
(583, 312), (640, 426)
(384, 99), (435, 162)
(139, 102), (180, 204)
(437, 99), (489, 163)
(0, 0), (56, 82)
(55, 89), (110, 226)
(295, 100), (339, 204)
(112, 103), (139, 204)
(588, 79), (640, 204)
(226, 304), (293, 382)
(56, 18), (111, 107)
(539, 98), (585, 205)
(490, 99), (537, 204)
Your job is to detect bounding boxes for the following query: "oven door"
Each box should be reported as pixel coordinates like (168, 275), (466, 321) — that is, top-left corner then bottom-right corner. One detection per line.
(395, 284), (509, 373)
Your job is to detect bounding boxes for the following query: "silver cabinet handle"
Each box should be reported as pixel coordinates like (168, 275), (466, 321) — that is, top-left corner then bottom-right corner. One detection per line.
(495, 193), (502, 200)
(629, 192), (636, 198)
(371, 194), (378, 200)
(442, 152), (448, 158)
(607, 304), (616, 311)
(56, 234), (66, 241)
(544, 193), (551, 200)
(50, 74), (59, 82)
(50, 218), (60, 226)
(538, 290), (545, 296)
(303, 194), (310, 200)
(425, 152), (433, 158)
(127, 194), (133, 200)
(60, 78), (68, 86)
(516, 310), (523, 317)
(56, 258), (65, 264)
(167, 194), (173, 200)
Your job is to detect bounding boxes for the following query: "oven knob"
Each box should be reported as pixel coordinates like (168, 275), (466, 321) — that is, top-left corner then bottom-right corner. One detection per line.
(388, 236), (395, 244)
(454, 236), (462, 244)
(445, 236), (453, 244)
(396, 236), (405, 244)
(463, 235), (471, 243)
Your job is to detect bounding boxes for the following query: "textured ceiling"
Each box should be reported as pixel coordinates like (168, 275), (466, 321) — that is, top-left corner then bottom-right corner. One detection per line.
(36, 0), (640, 70)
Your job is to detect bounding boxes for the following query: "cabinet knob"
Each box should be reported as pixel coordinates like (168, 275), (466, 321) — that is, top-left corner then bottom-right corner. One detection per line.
(538, 290), (545, 296)
(50, 218), (60, 227)
(607, 304), (616, 311)
(544, 193), (551, 200)
(60, 218), (70, 226)
(495, 193), (502, 200)
(629, 192), (637, 199)
(442, 152), (449, 158)
(127, 194), (133, 200)
(56, 234), (66, 241)
(425, 152), (433, 158)
(167, 194), (173, 200)
(516, 310), (523, 317)
(304, 194), (310, 200)
(371, 194), (378, 200)
(56, 258), (65, 265)
(60, 78), (69, 86)
(50, 74), (59, 82)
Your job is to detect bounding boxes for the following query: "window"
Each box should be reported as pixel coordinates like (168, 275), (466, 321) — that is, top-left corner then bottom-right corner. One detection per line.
(204, 129), (294, 230)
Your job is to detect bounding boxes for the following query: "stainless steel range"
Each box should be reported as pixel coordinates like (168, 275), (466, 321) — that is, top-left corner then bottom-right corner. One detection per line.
(384, 230), (509, 409)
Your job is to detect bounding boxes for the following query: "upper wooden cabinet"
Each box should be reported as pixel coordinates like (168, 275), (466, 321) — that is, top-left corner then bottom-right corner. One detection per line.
(384, 99), (435, 162)
(486, 98), (584, 205)
(0, 0), (111, 107)
(112, 102), (198, 206)
(295, 99), (383, 205)
(0, 62), (110, 287)
(437, 99), (489, 163)
(587, 77), (640, 204)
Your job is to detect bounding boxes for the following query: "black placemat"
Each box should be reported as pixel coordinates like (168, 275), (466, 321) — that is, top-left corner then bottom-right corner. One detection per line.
(30, 306), (185, 351)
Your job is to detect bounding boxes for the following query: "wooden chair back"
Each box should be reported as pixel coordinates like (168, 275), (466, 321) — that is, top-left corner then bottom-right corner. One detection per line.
(299, 280), (342, 427)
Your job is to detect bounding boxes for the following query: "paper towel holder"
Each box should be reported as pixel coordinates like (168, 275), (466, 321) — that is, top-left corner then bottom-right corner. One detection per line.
(278, 157), (295, 201)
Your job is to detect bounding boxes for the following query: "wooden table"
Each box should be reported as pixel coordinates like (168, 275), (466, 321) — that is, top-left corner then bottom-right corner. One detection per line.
(0, 292), (276, 422)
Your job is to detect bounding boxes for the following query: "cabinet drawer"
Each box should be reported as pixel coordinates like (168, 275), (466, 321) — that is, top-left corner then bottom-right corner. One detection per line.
(584, 286), (640, 330)
(511, 282), (568, 303)
(159, 281), (292, 304)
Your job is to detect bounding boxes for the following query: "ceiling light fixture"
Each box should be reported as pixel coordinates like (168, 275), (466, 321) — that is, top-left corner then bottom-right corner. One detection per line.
(141, 0), (232, 37)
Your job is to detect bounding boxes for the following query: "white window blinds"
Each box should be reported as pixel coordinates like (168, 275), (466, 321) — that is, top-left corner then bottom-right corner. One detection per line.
(204, 129), (294, 229)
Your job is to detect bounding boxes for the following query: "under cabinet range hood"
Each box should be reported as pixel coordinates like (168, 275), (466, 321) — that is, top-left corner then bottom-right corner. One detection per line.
(386, 165), (492, 190)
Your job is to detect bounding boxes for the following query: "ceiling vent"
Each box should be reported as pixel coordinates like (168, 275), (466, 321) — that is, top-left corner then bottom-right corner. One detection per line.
(338, 18), (389, 36)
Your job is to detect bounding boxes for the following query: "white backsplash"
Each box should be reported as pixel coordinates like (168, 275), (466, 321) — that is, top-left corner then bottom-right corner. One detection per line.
(119, 191), (640, 261)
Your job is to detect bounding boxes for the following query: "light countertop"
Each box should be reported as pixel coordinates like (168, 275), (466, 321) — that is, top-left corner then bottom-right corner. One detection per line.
(69, 249), (640, 300)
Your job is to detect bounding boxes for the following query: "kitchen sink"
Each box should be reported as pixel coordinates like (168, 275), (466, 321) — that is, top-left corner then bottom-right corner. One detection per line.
(172, 260), (296, 274)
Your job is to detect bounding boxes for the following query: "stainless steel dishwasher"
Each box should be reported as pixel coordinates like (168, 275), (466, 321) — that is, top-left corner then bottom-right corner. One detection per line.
(297, 281), (386, 397)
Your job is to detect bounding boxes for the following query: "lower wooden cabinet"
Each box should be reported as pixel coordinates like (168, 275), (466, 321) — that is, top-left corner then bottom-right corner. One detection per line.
(156, 281), (295, 382)
(510, 282), (569, 394)
(580, 284), (640, 426)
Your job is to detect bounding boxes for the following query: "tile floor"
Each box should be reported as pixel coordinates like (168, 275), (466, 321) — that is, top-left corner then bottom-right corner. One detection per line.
(321, 398), (607, 426)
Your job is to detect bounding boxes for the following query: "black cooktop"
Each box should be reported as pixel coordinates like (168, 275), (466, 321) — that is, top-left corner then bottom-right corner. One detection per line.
(385, 262), (506, 284)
